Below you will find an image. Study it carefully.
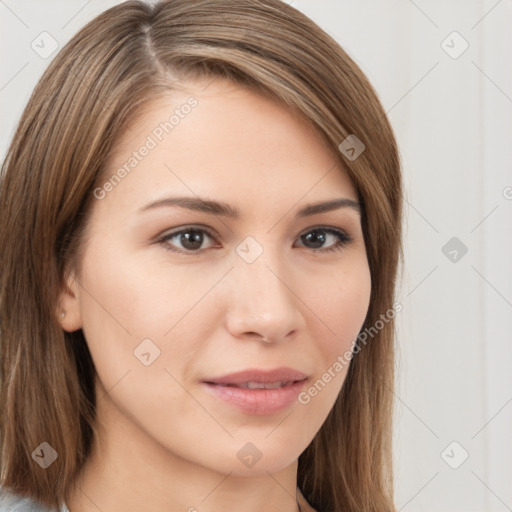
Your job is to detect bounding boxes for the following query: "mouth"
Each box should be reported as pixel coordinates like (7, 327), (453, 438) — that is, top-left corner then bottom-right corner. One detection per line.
(201, 367), (309, 415)
(203, 367), (308, 386)
(212, 380), (303, 389)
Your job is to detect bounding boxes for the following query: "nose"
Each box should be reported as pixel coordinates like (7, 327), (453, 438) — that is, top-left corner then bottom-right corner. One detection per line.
(224, 251), (306, 344)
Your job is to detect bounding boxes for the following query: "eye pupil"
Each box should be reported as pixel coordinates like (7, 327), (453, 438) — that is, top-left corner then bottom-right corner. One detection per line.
(181, 231), (204, 250)
(303, 231), (326, 249)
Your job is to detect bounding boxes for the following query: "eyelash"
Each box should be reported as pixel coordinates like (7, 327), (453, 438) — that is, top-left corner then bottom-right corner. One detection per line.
(157, 225), (353, 255)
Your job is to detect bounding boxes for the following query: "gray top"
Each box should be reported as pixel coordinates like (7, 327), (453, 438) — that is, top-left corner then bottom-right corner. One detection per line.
(0, 485), (316, 511)
(0, 486), (69, 512)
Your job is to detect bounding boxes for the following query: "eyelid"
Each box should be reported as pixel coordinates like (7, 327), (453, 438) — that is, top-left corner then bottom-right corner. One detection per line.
(297, 225), (351, 239)
(158, 224), (219, 239)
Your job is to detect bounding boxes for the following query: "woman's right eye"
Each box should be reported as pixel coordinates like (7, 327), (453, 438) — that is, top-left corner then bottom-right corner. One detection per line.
(158, 227), (219, 254)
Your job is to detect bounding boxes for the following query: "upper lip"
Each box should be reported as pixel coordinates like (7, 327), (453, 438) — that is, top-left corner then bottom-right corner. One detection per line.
(203, 367), (308, 385)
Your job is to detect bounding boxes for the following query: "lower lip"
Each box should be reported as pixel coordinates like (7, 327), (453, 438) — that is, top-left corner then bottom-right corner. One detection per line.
(203, 380), (307, 415)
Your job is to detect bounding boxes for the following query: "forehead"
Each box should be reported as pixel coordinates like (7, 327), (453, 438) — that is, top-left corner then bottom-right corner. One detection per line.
(96, 78), (357, 215)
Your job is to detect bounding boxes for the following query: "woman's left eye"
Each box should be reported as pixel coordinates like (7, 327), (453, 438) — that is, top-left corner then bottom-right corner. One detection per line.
(294, 227), (353, 253)
(158, 226), (353, 255)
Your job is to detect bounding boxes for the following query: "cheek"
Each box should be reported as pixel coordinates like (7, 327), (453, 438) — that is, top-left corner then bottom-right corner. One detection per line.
(81, 249), (215, 330)
(290, 257), (371, 411)
(302, 256), (372, 353)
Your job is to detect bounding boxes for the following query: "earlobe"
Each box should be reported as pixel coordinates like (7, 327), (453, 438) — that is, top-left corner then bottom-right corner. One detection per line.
(56, 271), (83, 332)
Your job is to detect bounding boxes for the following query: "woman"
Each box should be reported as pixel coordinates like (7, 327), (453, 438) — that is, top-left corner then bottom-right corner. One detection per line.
(0, 1), (403, 511)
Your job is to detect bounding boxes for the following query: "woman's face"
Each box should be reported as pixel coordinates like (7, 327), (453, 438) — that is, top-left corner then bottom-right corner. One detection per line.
(60, 77), (371, 476)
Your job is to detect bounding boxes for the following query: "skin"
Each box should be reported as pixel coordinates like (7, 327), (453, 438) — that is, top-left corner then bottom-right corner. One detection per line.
(59, 77), (371, 512)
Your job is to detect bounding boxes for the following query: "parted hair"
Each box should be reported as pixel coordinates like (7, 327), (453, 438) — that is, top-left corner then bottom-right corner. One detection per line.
(0, 1), (403, 510)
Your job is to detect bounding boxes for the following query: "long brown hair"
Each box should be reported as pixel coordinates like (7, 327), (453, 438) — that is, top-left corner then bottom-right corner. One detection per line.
(0, 1), (403, 510)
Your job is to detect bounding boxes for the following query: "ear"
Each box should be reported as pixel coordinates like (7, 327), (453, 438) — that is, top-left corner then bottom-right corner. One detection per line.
(56, 269), (83, 332)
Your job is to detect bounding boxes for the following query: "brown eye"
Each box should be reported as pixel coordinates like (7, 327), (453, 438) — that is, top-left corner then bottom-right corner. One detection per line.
(295, 227), (353, 253)
(159, 227), (218, 254)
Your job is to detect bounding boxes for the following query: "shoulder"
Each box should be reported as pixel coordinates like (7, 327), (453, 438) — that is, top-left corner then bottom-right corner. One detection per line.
(0, 486), (48, 511)
(0, 486), (68, 512)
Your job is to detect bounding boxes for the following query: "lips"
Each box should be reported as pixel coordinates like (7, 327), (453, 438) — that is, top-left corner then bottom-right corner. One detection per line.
(202, 367), (309, 415)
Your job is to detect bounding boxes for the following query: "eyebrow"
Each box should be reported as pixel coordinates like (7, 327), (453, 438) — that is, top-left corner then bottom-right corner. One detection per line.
(137, 196), (361, 217)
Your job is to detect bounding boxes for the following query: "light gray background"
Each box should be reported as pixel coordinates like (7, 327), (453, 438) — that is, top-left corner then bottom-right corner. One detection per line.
(1, 1), (512, 511)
